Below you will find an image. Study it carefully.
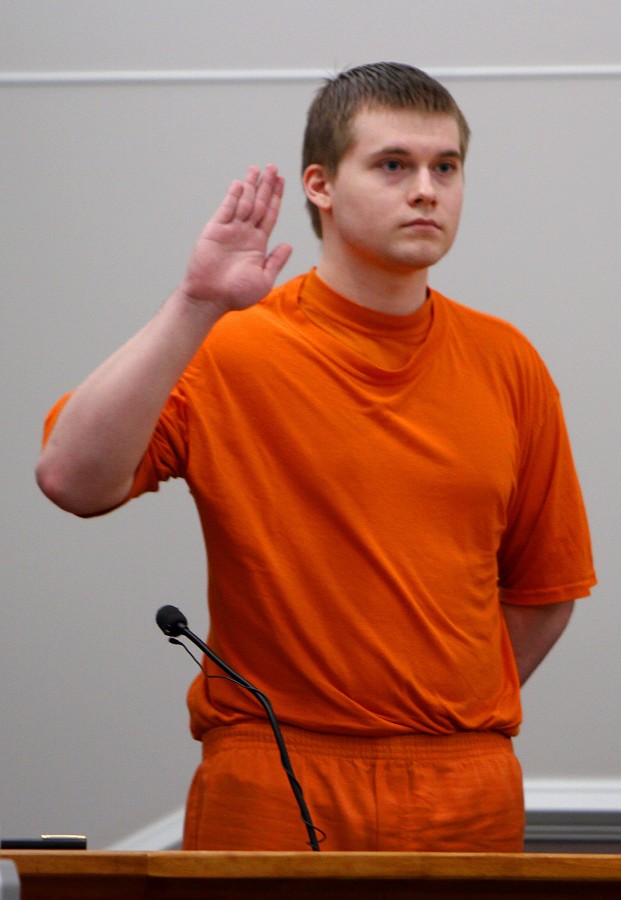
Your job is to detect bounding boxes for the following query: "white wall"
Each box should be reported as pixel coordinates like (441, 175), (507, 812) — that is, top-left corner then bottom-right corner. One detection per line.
(1, 0), (619, 848)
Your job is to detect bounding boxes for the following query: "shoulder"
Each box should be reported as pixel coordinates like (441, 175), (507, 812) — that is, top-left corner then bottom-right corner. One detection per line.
(434, 289), (532, 345)
(431, 289), (560, 416)
(184, 273), (308, 381)
(211, 273), (306, 341)
(434, 290), (552, 370)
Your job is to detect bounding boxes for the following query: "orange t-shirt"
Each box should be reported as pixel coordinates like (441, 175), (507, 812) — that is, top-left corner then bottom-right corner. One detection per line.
(45, 270), (596, 738)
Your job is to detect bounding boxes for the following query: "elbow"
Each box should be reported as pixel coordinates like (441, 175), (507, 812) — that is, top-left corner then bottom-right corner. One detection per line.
(35, 455), (126, 518)
(35, 454), (64, 506)
(35, 455), (88, 516)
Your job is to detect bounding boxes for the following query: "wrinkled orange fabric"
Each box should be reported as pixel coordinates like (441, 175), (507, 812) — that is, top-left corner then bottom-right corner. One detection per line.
(44, 270), (595, 849)
(183, 723), (525, 852)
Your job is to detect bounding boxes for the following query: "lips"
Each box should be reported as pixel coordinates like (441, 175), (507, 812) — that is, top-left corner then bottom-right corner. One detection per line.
(405, 218), (440, 229)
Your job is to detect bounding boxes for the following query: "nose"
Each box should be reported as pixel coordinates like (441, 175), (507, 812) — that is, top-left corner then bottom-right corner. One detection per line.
(407, 167), (437, 206)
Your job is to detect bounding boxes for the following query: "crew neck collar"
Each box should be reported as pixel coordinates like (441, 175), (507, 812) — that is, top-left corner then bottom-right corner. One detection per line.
(290, 269), (444, 384)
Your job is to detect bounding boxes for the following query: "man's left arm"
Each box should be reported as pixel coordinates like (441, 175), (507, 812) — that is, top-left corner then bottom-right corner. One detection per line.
(501, 600), (575, 686)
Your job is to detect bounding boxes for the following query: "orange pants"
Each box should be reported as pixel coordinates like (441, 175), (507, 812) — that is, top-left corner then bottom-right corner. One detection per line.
(183, 723), (525, 852)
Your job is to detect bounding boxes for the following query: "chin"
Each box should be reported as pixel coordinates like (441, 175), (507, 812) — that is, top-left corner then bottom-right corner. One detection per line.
(390, 252), (445, 272)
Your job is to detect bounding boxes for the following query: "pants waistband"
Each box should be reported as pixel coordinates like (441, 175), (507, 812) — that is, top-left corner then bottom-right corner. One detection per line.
(202, 722), (513, 762)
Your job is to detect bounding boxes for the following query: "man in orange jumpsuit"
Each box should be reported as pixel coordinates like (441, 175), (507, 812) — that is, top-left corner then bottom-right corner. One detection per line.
(37, 63), (595, 851)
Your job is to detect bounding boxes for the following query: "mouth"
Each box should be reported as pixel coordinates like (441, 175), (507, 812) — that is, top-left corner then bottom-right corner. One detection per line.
(403, 218), (441, 230)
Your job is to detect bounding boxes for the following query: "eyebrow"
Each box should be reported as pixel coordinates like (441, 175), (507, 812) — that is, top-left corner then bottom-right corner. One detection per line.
(371, 146), (462, 161)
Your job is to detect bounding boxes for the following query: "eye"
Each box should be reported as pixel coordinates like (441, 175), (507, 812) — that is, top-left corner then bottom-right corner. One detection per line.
(436, 160), (458, 175)
(380, 158), (405, 173)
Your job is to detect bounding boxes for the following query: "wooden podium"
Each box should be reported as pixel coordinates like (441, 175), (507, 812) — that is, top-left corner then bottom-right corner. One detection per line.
(2, 850), (621, 899)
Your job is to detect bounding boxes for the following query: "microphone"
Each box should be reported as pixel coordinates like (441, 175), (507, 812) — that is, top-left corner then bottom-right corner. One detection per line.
(155, 604), (188, 637)
(155, 605), (324, 851)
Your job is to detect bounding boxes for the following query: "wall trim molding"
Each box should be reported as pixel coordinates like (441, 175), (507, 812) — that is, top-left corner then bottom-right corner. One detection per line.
(108, 779), (621, 850)
(525, 778), (621, 812)
(2, 64), (621, 88)
(109, 807), (184, 852)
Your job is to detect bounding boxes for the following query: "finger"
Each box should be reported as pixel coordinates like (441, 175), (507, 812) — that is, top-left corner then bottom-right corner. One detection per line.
(258, 174), (285, 236)
(263, 241), (293, 281)
(235, 166), (263, 222)
(212, 167), (261, 225)
(249, 165), (281, 226)
(211, 179), (245, 225)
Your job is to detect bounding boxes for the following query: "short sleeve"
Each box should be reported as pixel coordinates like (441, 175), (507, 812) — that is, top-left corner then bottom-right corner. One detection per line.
(42, 387), (190, 504)
(498, 391), (596, 605)
(127, 388), (190, 499)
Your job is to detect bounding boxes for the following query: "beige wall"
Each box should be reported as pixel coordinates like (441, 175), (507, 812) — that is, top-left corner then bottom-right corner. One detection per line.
(1, 0), (619, 847)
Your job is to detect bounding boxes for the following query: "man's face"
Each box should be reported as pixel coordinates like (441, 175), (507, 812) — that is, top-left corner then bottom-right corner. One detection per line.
(317, 107), (464, 274)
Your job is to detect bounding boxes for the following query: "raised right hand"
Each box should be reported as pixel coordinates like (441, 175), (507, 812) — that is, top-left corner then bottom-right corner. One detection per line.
(36, 166), (292, 516)
(180, 164), (293, 314)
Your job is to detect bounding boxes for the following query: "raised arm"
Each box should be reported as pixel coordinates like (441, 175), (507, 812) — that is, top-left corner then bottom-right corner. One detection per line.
(36, 165), (292, 516)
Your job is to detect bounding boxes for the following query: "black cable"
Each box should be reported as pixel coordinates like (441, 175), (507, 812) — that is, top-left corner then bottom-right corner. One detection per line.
(162, 624), (325, 851)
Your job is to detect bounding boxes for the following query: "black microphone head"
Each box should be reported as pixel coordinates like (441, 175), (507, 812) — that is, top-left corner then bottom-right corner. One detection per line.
(156, 605), (188, 637)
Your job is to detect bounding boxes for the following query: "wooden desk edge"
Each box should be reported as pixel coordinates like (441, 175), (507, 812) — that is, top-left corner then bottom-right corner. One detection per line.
(2, 850), (621, 883)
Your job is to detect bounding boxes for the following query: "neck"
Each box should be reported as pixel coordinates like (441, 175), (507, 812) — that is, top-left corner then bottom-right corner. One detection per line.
(315, 251), (429, 316)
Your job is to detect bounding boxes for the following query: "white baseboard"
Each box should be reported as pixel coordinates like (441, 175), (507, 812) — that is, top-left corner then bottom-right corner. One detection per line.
(524, 778), (621, 812)
(108, 807), (184, 851)
(108, 779), (621, 851)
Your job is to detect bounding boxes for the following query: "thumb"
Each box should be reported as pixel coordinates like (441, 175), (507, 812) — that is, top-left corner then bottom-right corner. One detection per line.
(264, 242), (293, 282)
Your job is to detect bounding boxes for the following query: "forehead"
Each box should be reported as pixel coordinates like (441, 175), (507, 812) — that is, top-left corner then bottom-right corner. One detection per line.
(346, 106), (461, 157)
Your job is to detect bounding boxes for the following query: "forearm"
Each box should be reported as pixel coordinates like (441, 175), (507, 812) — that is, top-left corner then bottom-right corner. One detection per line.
(501, 599), (575, 686)
(36, 288), (224, 516)
(36, 166), (290, 517)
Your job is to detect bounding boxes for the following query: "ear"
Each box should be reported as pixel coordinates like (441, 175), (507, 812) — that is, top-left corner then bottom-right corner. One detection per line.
(302, 164), (333, 213)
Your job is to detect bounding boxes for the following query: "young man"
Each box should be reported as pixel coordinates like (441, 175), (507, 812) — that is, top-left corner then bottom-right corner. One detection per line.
(36, 63), (595, 852)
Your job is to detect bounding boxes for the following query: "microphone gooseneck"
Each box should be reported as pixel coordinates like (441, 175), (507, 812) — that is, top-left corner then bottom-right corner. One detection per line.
(155, 605), (324, 851)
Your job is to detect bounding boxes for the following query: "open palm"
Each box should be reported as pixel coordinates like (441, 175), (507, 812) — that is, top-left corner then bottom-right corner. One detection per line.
(182, 165), (292, 313)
